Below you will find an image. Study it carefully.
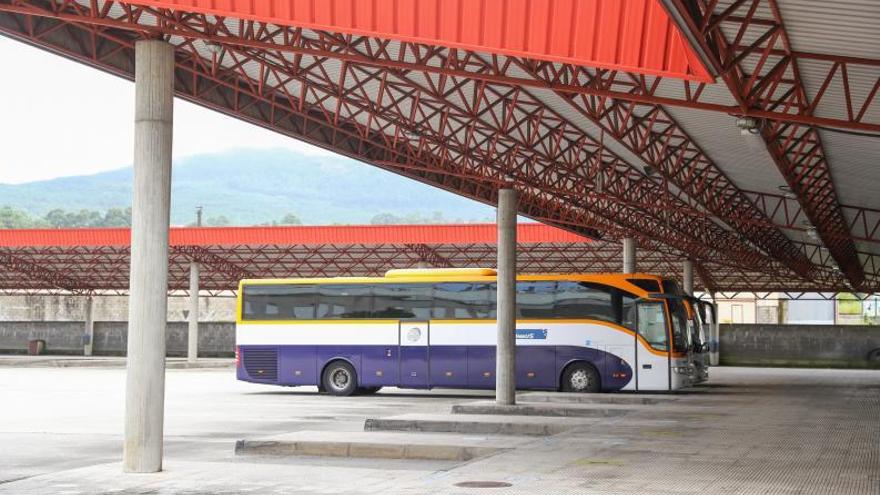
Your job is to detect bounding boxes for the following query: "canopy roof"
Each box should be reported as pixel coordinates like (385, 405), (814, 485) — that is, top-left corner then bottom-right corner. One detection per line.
(0, 0), (878, 295)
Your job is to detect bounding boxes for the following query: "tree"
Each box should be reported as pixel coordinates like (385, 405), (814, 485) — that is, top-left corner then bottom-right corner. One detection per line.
(44, 208), (104, 228)
(0, 206), (41, 228)
(278, 213), (302, 225)
(370, 213), (404, 225)
(44, 208), (70, 227)
(205, 215), (231, 226)
(100, 207), (132, 227)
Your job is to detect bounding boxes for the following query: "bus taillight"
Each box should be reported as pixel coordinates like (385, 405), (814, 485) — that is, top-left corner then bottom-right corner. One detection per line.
(234, 346), (240, 367)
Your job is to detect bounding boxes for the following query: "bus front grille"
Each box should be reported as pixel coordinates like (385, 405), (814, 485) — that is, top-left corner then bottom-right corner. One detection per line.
(242, 347), (278, 381)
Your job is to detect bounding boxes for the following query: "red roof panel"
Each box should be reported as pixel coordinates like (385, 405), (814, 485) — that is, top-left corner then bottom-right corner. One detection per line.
(0, 224), (590, 248)
(122, 0), (713, 82)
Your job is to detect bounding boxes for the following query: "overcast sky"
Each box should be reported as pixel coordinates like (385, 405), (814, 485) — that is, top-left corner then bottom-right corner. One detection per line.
(0, 37), (333, 184)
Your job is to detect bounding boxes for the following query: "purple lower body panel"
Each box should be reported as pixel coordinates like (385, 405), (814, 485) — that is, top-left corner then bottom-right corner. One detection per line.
(237, 345), (633, 392)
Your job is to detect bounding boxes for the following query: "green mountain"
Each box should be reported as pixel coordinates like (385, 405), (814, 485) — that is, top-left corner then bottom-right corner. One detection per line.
(0, 148), (496, 225)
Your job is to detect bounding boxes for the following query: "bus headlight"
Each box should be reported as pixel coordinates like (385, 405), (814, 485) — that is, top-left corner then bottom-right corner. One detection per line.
(673, 366), (693, 375)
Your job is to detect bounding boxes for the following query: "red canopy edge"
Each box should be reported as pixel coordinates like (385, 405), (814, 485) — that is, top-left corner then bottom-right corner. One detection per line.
(0, 223), (592, 248)
(123, 0), (714, 82)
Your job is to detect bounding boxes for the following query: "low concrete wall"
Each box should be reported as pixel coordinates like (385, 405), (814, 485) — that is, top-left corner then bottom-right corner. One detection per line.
(721, 324), (880, 368)
(0, 321), (235, 357)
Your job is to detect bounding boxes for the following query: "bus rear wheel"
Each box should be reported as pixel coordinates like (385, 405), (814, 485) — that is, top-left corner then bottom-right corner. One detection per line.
(561, 363), (601, 393)
(322, 361), (358, 396)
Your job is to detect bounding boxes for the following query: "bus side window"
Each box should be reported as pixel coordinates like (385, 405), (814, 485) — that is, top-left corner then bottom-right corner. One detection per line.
(554, 282), (617, 322)
(433, 283), (493, 319)
(242, 285), (316, 320)
(516, 281), (557, 318)
(316, 285), (373, 319)
(372, 284), (433, 319)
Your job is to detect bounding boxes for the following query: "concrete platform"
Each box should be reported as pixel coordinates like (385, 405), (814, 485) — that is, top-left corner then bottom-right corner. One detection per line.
(364, 412), (598, 436)
(235, 430), (526, 461)
(519, 391), (676, 405)
(451, 400), (634, 417)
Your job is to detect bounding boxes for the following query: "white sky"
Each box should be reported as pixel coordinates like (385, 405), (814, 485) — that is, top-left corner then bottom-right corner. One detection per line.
(0, 37), (333, 184)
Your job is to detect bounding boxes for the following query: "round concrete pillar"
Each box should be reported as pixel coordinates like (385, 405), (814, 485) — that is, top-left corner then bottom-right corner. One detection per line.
(622, 238), (636, 273)
(683, 260), (694, 296)
(496, 188), (518, 406)
(124, 39), (174, 474)
(187, 262), (200, 363)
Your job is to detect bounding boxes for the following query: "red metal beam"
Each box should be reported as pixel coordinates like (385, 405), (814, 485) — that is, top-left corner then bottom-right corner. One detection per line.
(2, 1), (876, 294)
(0, 0), (798, 279)
(742, 190), (880, 247)
(1, 1), (877, 135)
(662, 0), (867, 290)
(3, 241), (874, 294)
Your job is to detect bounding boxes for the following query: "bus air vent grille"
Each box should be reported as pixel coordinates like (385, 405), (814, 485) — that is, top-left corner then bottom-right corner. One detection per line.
(242, 347), (278, 381)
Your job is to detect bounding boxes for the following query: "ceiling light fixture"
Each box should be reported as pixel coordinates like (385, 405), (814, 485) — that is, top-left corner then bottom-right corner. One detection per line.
(735, 116), (760, 136)
(402, 129), (421, 140)
(778, 185), (796, 199)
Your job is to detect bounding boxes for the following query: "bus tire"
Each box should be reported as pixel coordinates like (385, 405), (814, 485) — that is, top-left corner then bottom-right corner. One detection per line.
(561, 362), (601, 393)
(322, 360), (358, 396)
(867, 348), (880, 363)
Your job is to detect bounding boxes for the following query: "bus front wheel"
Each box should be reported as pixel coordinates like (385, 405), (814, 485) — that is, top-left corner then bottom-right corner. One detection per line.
(561, 362), (601, 393)
(322, 360), (358, 396)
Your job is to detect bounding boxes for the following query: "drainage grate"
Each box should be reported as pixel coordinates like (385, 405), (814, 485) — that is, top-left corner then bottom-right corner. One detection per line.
(453, 481), (513, 488)
(242, 347), (278, 381)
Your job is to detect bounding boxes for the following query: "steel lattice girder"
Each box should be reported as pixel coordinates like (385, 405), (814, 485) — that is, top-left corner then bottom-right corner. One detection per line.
(742, 190), (880, 247)
(2, 240), (874, 296)
(664, 0), (868, 291)
(0, 0), (819, 283)
(4, 1), (873, 132)
(0, 0), (875, 293)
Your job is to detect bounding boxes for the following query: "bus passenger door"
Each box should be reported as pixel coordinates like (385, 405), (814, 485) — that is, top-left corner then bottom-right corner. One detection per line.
(635, 302), (671, 391)
(399, 321), (430, 389)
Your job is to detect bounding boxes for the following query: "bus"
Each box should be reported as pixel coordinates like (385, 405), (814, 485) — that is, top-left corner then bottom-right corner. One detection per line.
(235, 269), (694, 395)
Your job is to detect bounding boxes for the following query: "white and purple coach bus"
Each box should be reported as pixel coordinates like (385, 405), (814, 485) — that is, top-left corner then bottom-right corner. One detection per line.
(235, 268), (692, 395)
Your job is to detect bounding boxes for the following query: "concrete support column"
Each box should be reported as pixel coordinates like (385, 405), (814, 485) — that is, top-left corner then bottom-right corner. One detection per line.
(124, 40), (174, 474)
(187, 262), (200, 363)
(622, 237), (636, 273)
(709, 291), (720, 366)
(83, 296), (95, 356)
(683, 260), (694, 296)
(496, 188), (518, 406)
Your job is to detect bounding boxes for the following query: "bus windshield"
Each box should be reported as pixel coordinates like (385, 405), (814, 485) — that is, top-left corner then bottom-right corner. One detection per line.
(667, 298), (690, 353)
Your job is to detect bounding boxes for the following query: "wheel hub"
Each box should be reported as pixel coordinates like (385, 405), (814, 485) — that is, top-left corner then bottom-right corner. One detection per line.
(331, 369), (350, 390)
(570, 369), (590, 391)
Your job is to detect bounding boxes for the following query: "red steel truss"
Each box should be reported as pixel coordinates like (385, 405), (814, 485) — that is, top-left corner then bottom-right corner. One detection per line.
(1, 225), (870, 296)
(0, 0), (877, 295)
(4, 1), (871, 131)
(663, 0), (870, 291)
